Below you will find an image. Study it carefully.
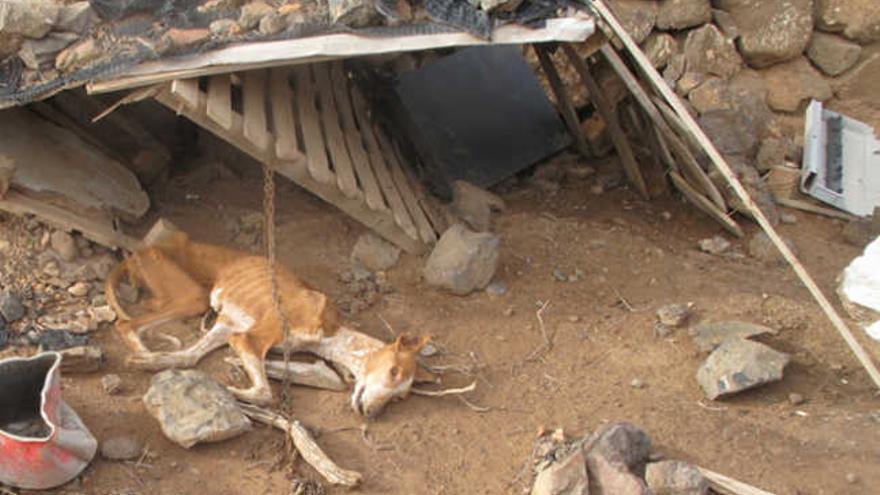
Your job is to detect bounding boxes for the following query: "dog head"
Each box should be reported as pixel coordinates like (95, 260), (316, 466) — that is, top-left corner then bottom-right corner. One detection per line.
(352, 333), (430, 418)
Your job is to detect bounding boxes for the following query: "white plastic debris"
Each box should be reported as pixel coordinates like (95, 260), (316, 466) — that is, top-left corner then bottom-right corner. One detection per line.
(838, 235), (880, 340)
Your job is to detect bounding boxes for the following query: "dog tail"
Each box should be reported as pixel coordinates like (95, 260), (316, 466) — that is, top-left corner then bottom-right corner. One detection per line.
(105, 257), (133, 321)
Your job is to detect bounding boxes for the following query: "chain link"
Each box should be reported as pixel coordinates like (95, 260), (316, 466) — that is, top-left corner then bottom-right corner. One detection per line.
(262, 163), (293, 406)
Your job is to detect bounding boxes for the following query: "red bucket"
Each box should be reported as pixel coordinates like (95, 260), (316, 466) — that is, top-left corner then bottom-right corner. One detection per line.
(0, 352), (97, 489)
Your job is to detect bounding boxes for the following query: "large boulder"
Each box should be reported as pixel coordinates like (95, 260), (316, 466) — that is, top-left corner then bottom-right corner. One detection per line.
(143, 370), (252, 449)
(682, 24), (742, 79)
(606, 0), (658, 44)
(656, 0), (711, 30)
(762, 57), (832, 112)
(721, 0), (813, 68)
(696, 339), (790, 399)
(423, 224), (500, 295)
(583, 422), (652, 474)
(807, 32), (862, 76)
(815, 0), (880, 44)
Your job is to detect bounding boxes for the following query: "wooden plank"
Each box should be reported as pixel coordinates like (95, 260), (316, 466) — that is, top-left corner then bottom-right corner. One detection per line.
(669, 171), (743, 238)
(329, 61), (387, 213)
(598, 44), (726, 211)
(533, 45), (592, 158)
(268, 68), (304, 162)
(375, 124), (438, 244)
(154, 88), (425, 254)
(206, 74), (234, 130)
(775, 197), (857, 221)
(561, 43), (648, 199)
(397, 151), (449, 236)
(697, 468), (777, 495)
(312, 63), (360, 199)
(0, 190), (141, 251)
(594, 0), (880, 390)
(242, 70), (271, 151)
(170, 78), (200, 110)
(293, 65), (334, 185)
(349, 86), (419, 241)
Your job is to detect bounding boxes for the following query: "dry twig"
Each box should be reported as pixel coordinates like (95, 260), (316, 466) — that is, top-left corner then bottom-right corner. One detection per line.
(411, 381), (477, 397)
(525, 300), (554, 362)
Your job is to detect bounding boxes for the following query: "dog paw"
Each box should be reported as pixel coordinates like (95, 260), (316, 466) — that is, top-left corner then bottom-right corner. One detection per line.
(227, 386), (273, 406)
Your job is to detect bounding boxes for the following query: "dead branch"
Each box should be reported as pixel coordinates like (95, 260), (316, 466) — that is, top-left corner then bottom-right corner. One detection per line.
(525, 300), (554, 362)
(411, 381), (477, 397)
(457, 395), (492, 413)
(237, 403), (362, 487)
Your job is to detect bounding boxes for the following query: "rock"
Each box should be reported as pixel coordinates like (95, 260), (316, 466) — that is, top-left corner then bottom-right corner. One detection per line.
(656, 0), (711, 30)
(58, 345), (105, 373)
(67, 281), (90, 297)
(423, 224), (500, 296)
(815, 0), (880, 44)
(0, 291), (24, 322)
(56, 38), (101, 71)
(712, 9), (739, 40)
(683, 24), (742, 79)
(50, 231), (78, 262)
(643, 32), (679, 69)
(583, 422), (652, 473)
(834, 53), (880, 108)
(89, 0), (166, 20)
(88, 305), (117, 324)
(87, 254), (117, 281)
(698, 110), (758, 157)
(450, 180), (506, 232)
(807, 32), (861, 76)
(102, 373), (123, 395)
(38, 329), (89, 351)
(485, 280), (508, 296)
(101, 435), (143, 461)
(689, 320), (778, 352)
(663, 54), (686, 86)
(351, 233), (401, 272)
(157, 28), (211, 54)
(0, 31), (22, 59)
(630, 378), (646, 389)
(698, 236), (730, 255)
(726, 0), (813, 68)
(143, 369), (252, 449)
(676, 72), (707, 96)
(697, 339), (790, 400)
(841, 217), (880, 247)
(259, 12), (287, 35)
(238, 1), (274, 30)
(748, 231), (796, 264)
(845, 472), (859, 484)
(726, 70), (774, 139)
(586, 452), (652, 495)
(646, 460), (710, 495)
(329, 0), (381, 27)
(209, 18), (239, 36)
(788, 392), (805, 405)
(756, 138), (788, 173)
(57, 2), (98, 34)
(531, 448), (590, 495)
(0, 0), (60, 38)
(688, 77), (732, 114)
(763, 57), (832, 113)
(18, 32), (79, 70)
(657, 304), (689, 328)
(606, 0), (657, 44)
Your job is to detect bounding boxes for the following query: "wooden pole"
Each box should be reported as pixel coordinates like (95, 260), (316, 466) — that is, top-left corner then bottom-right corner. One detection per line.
(532, 44), (593, 159)
(593, 0), (880, 390)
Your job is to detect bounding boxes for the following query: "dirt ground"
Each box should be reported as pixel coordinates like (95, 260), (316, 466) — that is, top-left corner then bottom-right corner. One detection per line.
(4, 153), (880, 495)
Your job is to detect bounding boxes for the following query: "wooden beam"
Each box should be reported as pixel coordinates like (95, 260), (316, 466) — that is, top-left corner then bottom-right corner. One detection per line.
(561, 43), (648, 198)
(533, 44), (592, 159)
(594, 0), (880, 390)
(670, 171), (743, 237)
(697, 467), (777, 495)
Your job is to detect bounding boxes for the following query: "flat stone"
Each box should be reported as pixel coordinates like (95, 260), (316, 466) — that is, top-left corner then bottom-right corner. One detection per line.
(698, 110), (758, 157)
(423, 224), (500, 296)
(583, 422), (652, 473)
(606, 0), (657, 44)
(688, 77), (732, 114)
(531, 448), (590, 495)
(656, 0), (711, 30)
(143, 369), (252, 449)
(698, 236), (730, 255)
(101, 435), (143, 461)
(0, 291), (24, 322)
(683, 24), (742, 79)
(646, 460), (710, 495)
(643, 32), (679, 69)
(697, 338), (790, 400)
(689, 320), (778, 353)
(657, 304), (690, 328)
(50, 230), (78, 262)
(101, 373), (123, 395)
(0, 0), (60, 38)
(663, 54), (686, 87)
(451, 180), (506, 232)
(762, 57), (832, 113)
(727, 0), (813, 68)
(351, 232), (401, 272)
(815, 0), (880, 44)
(807, 32), (862, 77)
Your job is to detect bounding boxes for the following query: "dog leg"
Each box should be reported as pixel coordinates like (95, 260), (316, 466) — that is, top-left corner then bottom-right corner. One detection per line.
(127, 318), (234, 370)
(227, 334), (274, 406)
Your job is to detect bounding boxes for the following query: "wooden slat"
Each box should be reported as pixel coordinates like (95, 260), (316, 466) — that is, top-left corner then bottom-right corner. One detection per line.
(170, 78), (200, 110)
(293, 66), (334, 185)
(398, 153), (448, 236)
(242, 70), (270, 150)
(312, 63), (360, 199)
(329, 62), (387, 212)
(206, 74), (234, 130)
(670, 171), (743, 237)
(349, 86), (419, 241)
(375, 124), (437, 244)
(269, 68), (303, 162)
(533, 45), (592, 158)
(561, 43), (648, 199)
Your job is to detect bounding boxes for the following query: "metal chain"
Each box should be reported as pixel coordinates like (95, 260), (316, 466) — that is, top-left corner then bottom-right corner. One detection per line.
(262, 163), (294, 405)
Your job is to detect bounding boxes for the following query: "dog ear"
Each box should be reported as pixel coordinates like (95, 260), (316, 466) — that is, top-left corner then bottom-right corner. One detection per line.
(394, 333), (431, 353)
